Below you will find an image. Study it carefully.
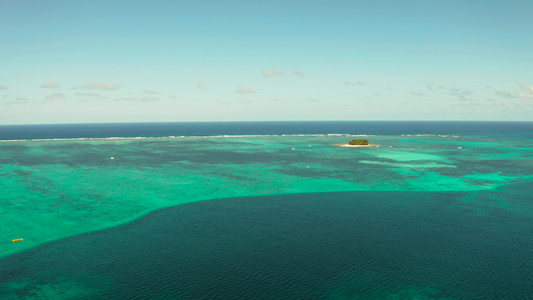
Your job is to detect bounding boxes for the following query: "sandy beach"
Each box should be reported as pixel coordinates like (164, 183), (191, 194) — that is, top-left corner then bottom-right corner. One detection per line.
(334, 143), (380, 147)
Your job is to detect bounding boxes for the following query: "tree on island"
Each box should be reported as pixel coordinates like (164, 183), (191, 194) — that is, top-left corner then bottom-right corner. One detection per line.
(348, 139), (369, 145)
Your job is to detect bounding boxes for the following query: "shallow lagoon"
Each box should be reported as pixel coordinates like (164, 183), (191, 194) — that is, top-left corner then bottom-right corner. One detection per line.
(3, 134), (531, 259)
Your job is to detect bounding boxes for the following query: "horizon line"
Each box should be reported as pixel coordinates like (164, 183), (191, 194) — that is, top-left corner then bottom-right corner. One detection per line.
(1, 119), (533, 126)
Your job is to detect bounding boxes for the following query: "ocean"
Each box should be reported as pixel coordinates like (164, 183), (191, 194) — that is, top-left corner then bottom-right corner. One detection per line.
(0, 121), (532, 299)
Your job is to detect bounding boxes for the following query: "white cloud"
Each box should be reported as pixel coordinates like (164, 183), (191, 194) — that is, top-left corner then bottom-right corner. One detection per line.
(87, 82), (117, 90)
(16, 97), (29, 104)
(426, 81), (435, 90)
(494, 79), (533, 99)
(345, 81), (365, 85)
(75, 92), (99, 97)
(263, 70), (283, 77)
(449, 88), (460, 95)
(516, 78), (533, 98)
(140, 96), (158, 102)
(116, 97), (138, 101)
(410, 91), (425, 96)
(517, 91), (533, 99)
(115, 96), (159, 102)
(40, 79), (59, 89)
(0, 84), (7, 90)
(459, 95), (474, 101)
(237, 86), (255, 93)
(144, 89), (158, 94)
(293, 71), (305, 77)
(45, 92), (64, 100)
(495, 90), (513, 98)
(197, 82), (207, 91)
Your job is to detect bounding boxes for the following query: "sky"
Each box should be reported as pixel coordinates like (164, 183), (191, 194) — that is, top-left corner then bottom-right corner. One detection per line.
(1, 0), (532, 125)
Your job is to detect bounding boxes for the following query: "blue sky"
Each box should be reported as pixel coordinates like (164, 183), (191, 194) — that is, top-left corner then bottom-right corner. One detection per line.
(1, 0), (532, 124)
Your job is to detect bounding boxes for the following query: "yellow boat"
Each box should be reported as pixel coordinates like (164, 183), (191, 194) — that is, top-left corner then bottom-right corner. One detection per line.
(12, 238), (24, 242)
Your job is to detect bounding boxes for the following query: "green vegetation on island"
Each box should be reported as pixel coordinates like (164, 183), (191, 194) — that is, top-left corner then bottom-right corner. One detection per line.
(348, 139), (369, 145)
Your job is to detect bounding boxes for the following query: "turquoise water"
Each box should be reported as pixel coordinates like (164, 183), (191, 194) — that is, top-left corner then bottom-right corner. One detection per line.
(1, 122), (532, 298)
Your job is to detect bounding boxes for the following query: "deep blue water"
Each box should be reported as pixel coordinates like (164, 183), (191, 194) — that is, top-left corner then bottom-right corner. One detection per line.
(2, 190), (532, 299)
(1, 121), (532, 140)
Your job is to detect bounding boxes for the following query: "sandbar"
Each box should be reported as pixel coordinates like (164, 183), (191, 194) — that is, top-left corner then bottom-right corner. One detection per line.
(335, 144), (380, 148)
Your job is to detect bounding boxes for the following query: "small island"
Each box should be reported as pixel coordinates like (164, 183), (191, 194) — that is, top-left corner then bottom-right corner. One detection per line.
(335, 139), (380, 148)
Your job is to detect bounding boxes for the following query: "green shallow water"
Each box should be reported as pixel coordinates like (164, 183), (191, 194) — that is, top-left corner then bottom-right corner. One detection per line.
(1, 134), (532, 259)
